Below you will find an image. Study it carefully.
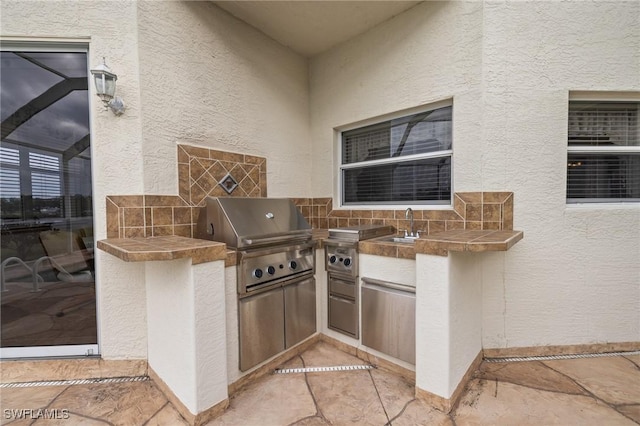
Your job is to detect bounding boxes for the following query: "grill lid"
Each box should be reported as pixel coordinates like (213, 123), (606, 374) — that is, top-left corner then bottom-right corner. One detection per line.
(196, 197), (311, 249)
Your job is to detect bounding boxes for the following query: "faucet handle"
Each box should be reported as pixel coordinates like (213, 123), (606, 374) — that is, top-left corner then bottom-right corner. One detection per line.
(400, 229), (408, 237)
(416, 230), (424, 238)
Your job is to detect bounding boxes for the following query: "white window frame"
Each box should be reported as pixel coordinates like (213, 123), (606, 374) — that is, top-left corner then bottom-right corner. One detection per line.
(567, 91), (640, 204)
(336, 99), (453, 208)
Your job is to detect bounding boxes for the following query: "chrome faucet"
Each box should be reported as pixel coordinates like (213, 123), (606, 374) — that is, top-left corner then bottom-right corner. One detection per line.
(405, 207), (416, 238)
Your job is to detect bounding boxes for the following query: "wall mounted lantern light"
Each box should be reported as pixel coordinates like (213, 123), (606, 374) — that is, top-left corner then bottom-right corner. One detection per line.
(90, 57), (125, 115)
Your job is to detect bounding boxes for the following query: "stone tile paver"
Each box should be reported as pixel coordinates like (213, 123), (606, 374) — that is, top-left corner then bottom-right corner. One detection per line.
(301, 342), (388, 425)
(0, 385), (67, 423)
(389, 399), (454, 425)
(368, 367), (415, 420)
(2, 344), (639, 426)
(478, 360), (589, 395)
(454, 378), (636, 426)
(299, 341), (366, 367)
(47, 381), (167, 425)
(618, 404), (640, 424)
(146, 402), (189, 426)
(209, 357), (316, 426)
(543, 356), (640, 406)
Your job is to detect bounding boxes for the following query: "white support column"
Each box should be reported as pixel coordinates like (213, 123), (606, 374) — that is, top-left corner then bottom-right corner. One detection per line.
(448, 252), (482, 391)
(145, 258), (228, 418)
(415, 252), (483, 407)
(415, 253), (452, 398)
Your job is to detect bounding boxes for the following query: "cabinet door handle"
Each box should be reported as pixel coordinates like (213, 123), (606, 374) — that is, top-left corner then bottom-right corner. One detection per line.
(361, 277), (415, 294)
(329, 294), (355, 304)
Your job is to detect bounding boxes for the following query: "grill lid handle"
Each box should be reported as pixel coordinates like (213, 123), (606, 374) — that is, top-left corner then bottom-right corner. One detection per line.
(242, 230), (312, 246)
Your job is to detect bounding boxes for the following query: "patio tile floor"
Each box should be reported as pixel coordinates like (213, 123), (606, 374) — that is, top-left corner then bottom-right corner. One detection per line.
(1, 342), (639, 425)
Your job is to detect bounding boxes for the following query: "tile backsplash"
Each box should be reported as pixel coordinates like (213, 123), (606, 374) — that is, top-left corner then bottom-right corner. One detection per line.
(106, 144), (267, 238)
(178, 144), (267, 206)
(293, 192), (513, 236)
(106, 144), (514, 239)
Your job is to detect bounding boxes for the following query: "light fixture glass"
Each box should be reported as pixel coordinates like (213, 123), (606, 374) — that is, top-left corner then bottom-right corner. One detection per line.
(90, 57), (125, 115)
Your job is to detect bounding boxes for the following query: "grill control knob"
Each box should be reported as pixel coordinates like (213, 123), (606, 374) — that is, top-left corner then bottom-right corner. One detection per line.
(253, 268), (263, 279)
(267, 266), (276, 275)
(289, 260), (298, 270)
(343, 258), (352, 267)
(329, 255), (337, 264)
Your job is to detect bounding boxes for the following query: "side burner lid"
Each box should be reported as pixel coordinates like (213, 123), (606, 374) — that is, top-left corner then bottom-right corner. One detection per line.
(327, 224), (394, 242)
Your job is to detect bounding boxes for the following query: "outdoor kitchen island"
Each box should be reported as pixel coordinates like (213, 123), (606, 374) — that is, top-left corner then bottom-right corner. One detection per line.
(97, 236), (230, 426)
(97, 227), (523, 422)
(359, 229), (524, 412)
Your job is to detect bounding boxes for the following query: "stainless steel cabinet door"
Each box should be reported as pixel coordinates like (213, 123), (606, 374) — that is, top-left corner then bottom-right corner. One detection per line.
(284, 276), (316, 348)
(238, 288), (285, 371)
(361, 280), (415, 365)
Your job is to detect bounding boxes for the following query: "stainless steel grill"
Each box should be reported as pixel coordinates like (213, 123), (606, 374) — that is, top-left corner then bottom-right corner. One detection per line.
(196, 197), (312, 250)
(196, 197), (316, 371)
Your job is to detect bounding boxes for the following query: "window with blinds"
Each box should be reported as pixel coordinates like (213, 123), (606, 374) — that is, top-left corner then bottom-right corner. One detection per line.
(0, 146), (64, 219)
(340, 105), (452, 205)
(567, 101), (640, 203)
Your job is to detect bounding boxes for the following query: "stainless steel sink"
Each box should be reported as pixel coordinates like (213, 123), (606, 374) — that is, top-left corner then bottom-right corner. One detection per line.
(380, 236), (416, 244)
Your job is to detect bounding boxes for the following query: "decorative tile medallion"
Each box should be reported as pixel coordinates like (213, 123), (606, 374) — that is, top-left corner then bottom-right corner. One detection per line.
(218, 173), (238, 194)
(178, 144), (267, 206)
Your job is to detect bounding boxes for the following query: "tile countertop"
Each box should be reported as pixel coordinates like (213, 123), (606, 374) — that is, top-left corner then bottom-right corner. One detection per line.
(97, 236), (229, 265)
(98, 230), (329, 266)
(415, 229), (524, 257)
(358, 229), (523, 258)
(359, 237), (418, 260)
(97, 230), (523, 264)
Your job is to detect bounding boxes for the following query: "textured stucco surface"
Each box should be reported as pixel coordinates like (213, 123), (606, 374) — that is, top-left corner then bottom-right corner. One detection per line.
(1, 0), (638, 364)
(479, 1), (640, 349)
(309, 1), (484, 196)
(1, 0), (147, 359)
(136, 1), (311, 198)
(309, 0), (640, 350)
(224, 266), (240, 384)
(1, 0), (312, 360)
(360, 254), (416, 288)
(146, 259), (227, 413)
(146, 259), (197, 411)
(415, 253), (450, 397)
(415, 252), (482, 398)
(95, 251), (147, 359)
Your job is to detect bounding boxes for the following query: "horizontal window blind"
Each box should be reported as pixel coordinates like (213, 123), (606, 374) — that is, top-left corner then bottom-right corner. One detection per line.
(569, 102), (638, 147)
(0, 147), (20, 165)
(343, 157), (451, 204)
(0, 168), (21, 198)
(0, 147), (21, 199)
(341, 105), (452, 205)
(31, 171), (61, 198)
(567, 101), (640, 202)
(567, 154), (640, 201)
(29, 152), (60, 171)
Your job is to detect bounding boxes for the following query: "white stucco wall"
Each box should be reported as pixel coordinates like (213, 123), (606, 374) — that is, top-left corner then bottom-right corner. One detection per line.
(479, 1), (640, 349)
(310, 0), (640, 349)
(309, 1), (485, 198)
(416, 252), (482, 398)
(136, 1), (312, 198)
(147, 259), (227, 414)
(1, 0), (312, 360)
(2, 0), (638, 365)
